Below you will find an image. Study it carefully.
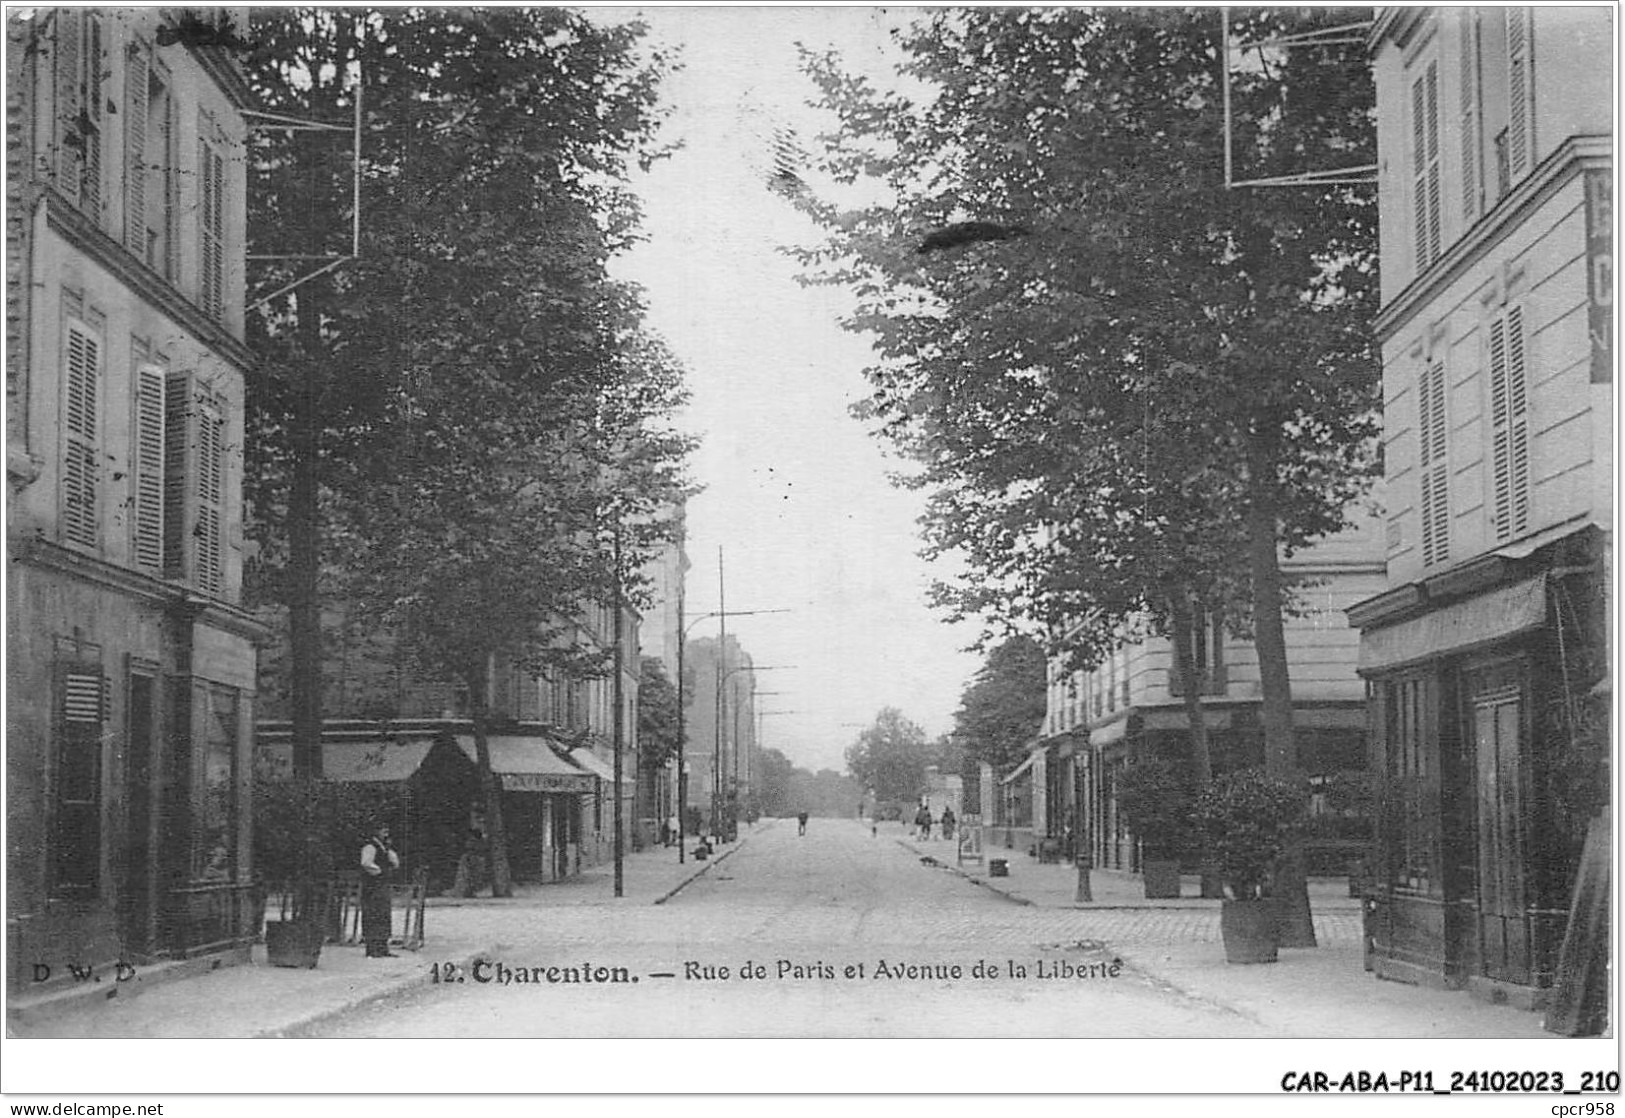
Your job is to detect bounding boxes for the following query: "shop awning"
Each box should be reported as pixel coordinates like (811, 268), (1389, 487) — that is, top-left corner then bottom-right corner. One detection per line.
(1358, 574), (1547, 674)
(454, 735), (596, 794)
(256, 738), (439, 783)
(568, 747), (627, 786)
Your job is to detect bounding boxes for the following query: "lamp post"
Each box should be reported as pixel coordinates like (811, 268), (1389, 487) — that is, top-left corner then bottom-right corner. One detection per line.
(674, 606), (788, 860)
(714, 663), (793, 842)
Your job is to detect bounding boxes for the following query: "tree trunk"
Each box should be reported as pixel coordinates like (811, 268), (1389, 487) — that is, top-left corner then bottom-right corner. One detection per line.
(1169, 592), (1222, 899)
(466, 672), (514, 898)
(289, 287), (324, 783)
(1073, 754), (1092, 903)
(1245, 432), (1316, 947)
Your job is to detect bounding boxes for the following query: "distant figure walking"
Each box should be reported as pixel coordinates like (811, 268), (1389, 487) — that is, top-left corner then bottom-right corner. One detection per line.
(940, 806), (956, 842)
(915, 804), (933, 841)
(797, 811), (809, 836)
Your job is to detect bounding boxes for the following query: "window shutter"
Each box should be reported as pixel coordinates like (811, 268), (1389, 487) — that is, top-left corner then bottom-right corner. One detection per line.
(1411, 61), (1443, 271)
(161, 374), (226, 593)
(1417, 360), (1450, 567)
(81, 13), (103, 219)
(132, 366), (166, 570)
(53, 8), (82, 205)
(124, 45), (149, 256)
(1459, 10), (1480, 223)
(196, 400), (225, 594)
(1490, 309), (1531, 541)
(55, 664), (105, 893)
(1425, 62), (1441, 261)
(1506, 8), (1531, 180)
(163, 371), (191, 579)
(61, 321), (100, 548)
(199, 142), (226, 320)
(1506, 307), (1530, 535)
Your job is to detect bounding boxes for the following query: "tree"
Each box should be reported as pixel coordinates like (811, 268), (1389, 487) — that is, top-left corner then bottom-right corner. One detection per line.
(637, 657), (681, 772)
(243, 9), (690, 896)
(795, 7), (1379, 944)
(953, 636), (1048, 776)
(844, 707), (933, 805)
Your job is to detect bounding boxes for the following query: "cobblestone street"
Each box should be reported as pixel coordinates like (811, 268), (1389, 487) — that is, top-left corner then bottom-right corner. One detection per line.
(304, 819), (1543, 1041)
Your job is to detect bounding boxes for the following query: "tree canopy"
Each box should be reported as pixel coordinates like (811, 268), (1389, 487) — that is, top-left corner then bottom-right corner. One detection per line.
(952, 635), (1048, 775)
(791, 7), (1379, 679)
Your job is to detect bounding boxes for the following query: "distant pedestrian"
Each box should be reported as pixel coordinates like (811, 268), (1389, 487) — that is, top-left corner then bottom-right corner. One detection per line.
(941, 806), (956, 842)
(915, 805), (933, 841)
(360, 823), (401, 957)
(797, 811), (809, 836)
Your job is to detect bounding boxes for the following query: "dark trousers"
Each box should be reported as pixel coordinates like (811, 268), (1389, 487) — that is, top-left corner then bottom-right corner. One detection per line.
(361, 878), (393, 955)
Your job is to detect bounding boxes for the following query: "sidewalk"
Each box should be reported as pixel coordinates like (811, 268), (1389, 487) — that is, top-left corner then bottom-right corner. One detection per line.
(888, 821), (1554, 1038)
(6, 828), (751, 1039)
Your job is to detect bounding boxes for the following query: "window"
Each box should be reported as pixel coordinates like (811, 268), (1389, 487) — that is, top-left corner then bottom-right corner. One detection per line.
(1411, 58), (1442, 270)
(1488, 306), (1531, 541)
(1385, 675), (1440, 897)
(131, 365), (165, 570)
(194, 686), (239, 882)
(54, 661), (105, 893)
(1416, 359), (1450, 567)
(198, 139), (226, 320)
(125, 47), (178, 277)
(52, 9), (105, 217)
(163, 375), (225, 593)
(60, 318), (101, 549)
(1169, 610), (1227, 697)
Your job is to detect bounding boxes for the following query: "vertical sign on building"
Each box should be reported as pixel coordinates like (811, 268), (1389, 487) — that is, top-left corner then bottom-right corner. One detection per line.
(1585, 169), (1613, 383)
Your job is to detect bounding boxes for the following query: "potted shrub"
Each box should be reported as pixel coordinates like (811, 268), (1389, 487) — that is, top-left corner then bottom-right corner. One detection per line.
(1194, 769), (1306, 964)
(253, 776), (347, 968)
(1115, 755), (1194, 899)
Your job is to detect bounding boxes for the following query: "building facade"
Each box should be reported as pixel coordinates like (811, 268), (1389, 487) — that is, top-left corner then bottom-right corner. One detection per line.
(1032, 520), (1386, 873)
(682, 635), (760, 837)
(7, 9), (263, 990)
(1353, 7), (1611, 1004)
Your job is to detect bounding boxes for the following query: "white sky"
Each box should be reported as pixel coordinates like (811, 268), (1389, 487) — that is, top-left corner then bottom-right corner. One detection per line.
(600, 6), (983, 774)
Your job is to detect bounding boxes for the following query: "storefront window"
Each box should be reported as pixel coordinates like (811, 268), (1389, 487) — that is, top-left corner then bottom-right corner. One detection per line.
(194, 686), (238, 881)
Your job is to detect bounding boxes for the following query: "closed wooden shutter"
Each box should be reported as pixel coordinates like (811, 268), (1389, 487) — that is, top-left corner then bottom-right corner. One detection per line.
(1489, 307), (1531, 541)
(1506, 8), (1532, 181)
(60, 320), (100, 548)
(1417, 359), (1449, 567)
(1459, 10), (1480, 223)
(196, 400), (224, 594)
(55, 663), (105, 892)
(161, 374), (226, 593)
(124, 45), (149, 256)
(1411, 60), (1442, 270)
(53, 8), (82, 205)
(199, 141), (226, 320)
(132, 366), (166, 570)
(81, 12), (103, 219)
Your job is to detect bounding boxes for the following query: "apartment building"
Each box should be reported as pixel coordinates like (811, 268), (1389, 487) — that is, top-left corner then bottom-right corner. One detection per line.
(7, 9), (263, 988)
(1352, 7), (1611, 1003)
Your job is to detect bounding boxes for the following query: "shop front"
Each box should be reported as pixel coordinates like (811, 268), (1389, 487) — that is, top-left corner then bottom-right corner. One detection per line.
(1352, 526), (1607, 1005)
(455, 736), (595, 883)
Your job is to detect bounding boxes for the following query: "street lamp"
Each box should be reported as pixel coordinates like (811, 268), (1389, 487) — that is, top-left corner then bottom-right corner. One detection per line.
(714, 663), (793, 842)
(674, 605), (788, 861)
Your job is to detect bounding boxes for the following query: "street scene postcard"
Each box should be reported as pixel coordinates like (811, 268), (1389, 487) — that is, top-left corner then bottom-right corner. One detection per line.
(3, 2), (1617, 1101)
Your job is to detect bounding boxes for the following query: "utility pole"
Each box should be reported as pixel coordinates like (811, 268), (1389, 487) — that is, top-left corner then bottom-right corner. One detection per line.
(612, 524), (624, 898)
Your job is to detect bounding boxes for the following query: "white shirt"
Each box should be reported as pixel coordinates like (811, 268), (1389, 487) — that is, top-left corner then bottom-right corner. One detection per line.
(360, 840), (400, 876)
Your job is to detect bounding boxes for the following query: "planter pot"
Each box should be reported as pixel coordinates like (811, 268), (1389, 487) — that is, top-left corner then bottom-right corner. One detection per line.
(1142, 858), (1182, 899)
(1219, 899), (1278, 964)
(264, 919), (324, 969)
